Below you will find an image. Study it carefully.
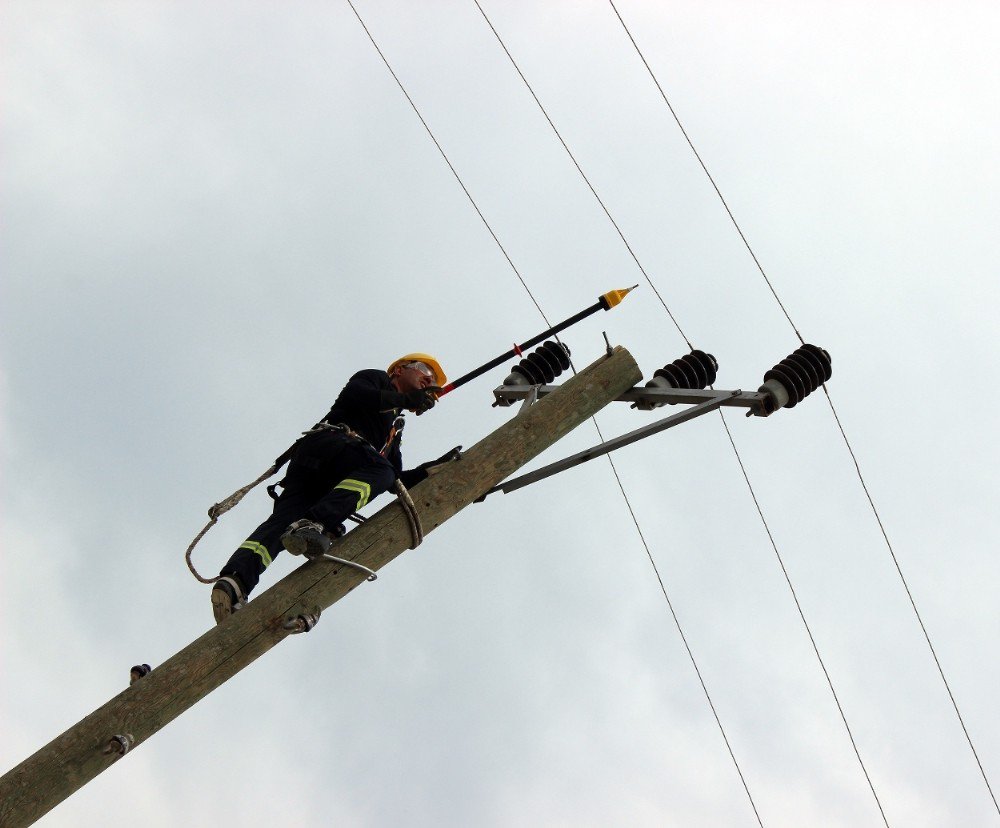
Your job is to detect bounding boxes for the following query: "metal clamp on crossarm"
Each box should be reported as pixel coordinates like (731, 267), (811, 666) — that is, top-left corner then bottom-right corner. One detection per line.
(484, 345), (832, 500)
(482, 389), (742, 499)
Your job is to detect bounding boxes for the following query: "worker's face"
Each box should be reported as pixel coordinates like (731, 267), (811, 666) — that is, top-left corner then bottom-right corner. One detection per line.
(391, 361), (436, 394)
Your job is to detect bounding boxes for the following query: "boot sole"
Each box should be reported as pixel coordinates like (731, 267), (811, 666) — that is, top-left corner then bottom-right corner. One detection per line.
(282, 530), (332, 558)
(211, 586), (235, 624)
(282, 533), (309, 556)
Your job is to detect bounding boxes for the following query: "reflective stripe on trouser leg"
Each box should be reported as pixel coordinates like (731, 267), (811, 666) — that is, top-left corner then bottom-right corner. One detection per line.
(333, 478), (372, 511)
(238, 540), (272, 568)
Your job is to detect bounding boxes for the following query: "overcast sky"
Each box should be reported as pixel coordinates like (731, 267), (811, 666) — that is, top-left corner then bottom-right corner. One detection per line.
(2, 2), (999, 826)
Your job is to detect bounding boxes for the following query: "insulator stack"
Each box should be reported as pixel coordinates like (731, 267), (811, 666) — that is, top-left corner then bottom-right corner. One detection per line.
(759, 344), (831, 413)
(503, 341), (572, 386)
(636, 349), (718, 410)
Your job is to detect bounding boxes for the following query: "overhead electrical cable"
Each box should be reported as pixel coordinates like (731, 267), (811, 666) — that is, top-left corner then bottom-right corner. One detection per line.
(344, 1), (760, 822)
(823, 388), (999, 815)
(599, 433), (764, 828)
(470, 0), (887, 821)
(606, 2), (804, 346)
(606, 0), (999, 816)
(717, 411), (889, 826)
(471, 0), (692, 350)
(344, 0), (553, 330)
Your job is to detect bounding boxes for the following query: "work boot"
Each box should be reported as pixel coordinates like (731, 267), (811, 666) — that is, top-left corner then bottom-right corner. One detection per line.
(281, 519), (344, 558)
(211, 576), (247, 625)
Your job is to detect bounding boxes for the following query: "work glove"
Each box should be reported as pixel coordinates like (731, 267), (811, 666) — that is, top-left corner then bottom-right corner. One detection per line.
(403, 386), (441, 415)
(430, 446), (462, 466)
(397, 447), (462, 489)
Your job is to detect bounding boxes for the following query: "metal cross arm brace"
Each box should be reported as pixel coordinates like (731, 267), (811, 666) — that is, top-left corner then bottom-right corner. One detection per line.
(493, 342), (832, 418)
(479, 389), (740, 500)
(494, 384), (771, 415)
(483, 342), (832, 500)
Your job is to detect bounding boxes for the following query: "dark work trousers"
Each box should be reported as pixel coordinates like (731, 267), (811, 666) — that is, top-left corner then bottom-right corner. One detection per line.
(220, 430), (397, 595)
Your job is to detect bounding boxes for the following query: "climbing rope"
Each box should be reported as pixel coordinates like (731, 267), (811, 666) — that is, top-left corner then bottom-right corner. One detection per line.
(185, 422), (368, 584)
(184, 461), (280, 584)
(186, 425), (427, 583)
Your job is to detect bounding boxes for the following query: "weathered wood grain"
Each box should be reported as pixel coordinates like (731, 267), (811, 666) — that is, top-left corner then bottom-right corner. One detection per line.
(0, 346), (640, 827)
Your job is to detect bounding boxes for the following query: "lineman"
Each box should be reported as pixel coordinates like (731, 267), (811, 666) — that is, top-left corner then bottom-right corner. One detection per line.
(211, 353), (456, 624)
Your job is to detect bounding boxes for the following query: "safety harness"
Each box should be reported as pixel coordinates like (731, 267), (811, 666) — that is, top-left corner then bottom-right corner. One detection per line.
(184, 414), (421, 585)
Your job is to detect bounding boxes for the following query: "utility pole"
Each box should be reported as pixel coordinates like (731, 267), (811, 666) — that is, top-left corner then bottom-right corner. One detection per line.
(0, 345), (641, 828)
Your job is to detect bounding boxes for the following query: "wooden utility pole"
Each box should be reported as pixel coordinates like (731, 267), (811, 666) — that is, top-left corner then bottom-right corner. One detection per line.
(0, 346), (641, 827)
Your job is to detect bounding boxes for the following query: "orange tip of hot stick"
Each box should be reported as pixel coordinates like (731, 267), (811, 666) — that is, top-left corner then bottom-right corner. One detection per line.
(600, 285), (638, 309)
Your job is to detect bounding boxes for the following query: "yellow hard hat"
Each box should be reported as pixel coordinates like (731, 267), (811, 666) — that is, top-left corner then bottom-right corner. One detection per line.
(387, 353), (447, 387)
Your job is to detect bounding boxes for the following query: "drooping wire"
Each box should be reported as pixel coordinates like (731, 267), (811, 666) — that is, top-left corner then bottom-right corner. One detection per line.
(718, 409), (889, 826)
(598, 418), (764, 827)
(823, 386), (1000, 814)
(608, 0), (999, 815)
(344, 0), (552, 330)
(605, 1), (803, 346)
(470, 2), (765, 822)
(345, 1), (761, 821)
(558, 346), (763, 826)
(471, 0), (885, 817)
(471, 0), (692, 350)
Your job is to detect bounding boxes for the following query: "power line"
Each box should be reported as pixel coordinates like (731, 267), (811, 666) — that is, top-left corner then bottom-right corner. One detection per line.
(344, 0), (552, 329)
(596, 417), (764, 828)
(717, 409), (889, 826)
(823, 387), (1000, 815)
(606, 0), (999, 816)
(471, 0), (890, 821)
(605, 0), (803, 346)
(471, 0), (692, 350)
(345, 1), (762, 822)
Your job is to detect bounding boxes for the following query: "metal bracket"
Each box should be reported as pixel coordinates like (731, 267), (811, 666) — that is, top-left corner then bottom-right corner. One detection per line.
(283, 609), (322, 634)
(494, 382), (772, 416)
(306, 552), (377, 581)
(518, 384), (540, 414)
(481, 389), (741, 500)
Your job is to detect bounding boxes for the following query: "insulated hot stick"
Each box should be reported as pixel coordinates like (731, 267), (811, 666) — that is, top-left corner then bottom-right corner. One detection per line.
(436, 286), (636, 397)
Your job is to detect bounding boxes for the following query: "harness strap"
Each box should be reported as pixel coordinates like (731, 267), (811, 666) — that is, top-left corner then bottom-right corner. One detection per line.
(186, 420), (404, 585)
(380, 415), (405, 457)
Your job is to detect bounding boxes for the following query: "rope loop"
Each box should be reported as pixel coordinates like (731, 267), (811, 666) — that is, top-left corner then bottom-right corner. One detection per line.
(185, 462), (280, 584)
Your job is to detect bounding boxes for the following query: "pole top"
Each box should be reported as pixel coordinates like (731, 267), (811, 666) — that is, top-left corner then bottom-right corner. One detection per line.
(599, 285), (638, 310)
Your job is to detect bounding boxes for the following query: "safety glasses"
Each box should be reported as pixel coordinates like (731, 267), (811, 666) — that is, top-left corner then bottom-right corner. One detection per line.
(407, 362), (436, 380)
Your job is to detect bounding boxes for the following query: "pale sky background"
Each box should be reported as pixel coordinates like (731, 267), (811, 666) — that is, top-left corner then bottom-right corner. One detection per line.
(2, 2), (998, 826)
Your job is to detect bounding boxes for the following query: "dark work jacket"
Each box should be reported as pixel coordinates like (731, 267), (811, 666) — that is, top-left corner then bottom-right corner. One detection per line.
(320, 369), (405, 474)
